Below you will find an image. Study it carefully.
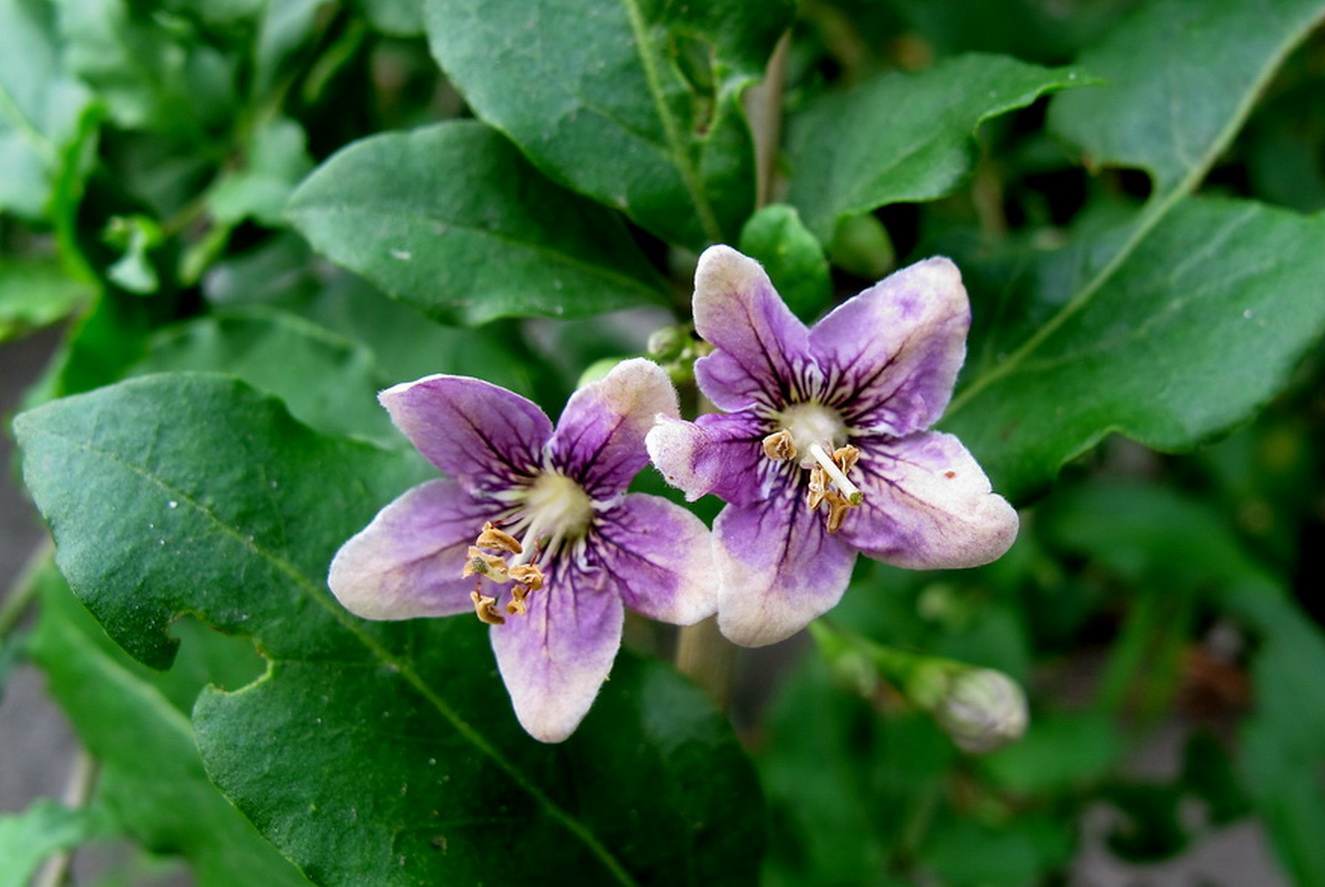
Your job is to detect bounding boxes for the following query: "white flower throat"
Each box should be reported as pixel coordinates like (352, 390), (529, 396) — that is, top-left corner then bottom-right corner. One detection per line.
(763, 402), (864, 533)
(462, 471), (594, 625)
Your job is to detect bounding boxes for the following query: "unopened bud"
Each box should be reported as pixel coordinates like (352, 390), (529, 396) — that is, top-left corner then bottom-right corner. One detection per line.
(931, 668), (1027, 754)
(646, 325), (689, 361)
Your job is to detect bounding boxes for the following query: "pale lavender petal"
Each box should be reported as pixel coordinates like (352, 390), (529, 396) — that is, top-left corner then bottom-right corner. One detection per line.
(490, 562), (624, 743)
(548, 358), (678, 499)
(328, 479), (500, 620)
(645, 411), (770, 507)
(810, 257), (969, 437)
(839, 431), (1019, 569)
(591, 493), (717, 625)
(692, 245), (817, 412)
(714, 488), (857, 647)
(379, 375), (551, 494)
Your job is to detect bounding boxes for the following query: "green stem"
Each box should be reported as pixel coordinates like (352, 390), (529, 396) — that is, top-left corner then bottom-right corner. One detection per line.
(0, 539), (54, 641)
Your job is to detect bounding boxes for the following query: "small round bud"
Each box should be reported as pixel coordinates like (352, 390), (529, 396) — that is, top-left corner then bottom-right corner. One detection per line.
(646, 325), (689, 361)
(932, 668), (1028, 754)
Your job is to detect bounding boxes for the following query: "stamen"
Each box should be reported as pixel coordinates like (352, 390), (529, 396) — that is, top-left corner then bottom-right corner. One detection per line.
(476, 521), (522, 554)
(807, 465), (827, 511)
(823, 491), (852, 533)
(509, 564), (545, 592)
(462, 546), (510, 582)
(505, 585), (528, 616)
(808, 443), (863, 505)
(762, 429), (797, 461)
(470, 590), (506, 625)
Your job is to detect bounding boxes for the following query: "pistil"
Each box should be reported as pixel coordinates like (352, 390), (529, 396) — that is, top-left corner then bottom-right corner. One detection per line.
(808, 443), (863, 505)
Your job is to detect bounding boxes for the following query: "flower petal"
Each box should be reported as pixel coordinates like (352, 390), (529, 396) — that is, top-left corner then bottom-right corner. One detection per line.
(490, 563), (624, 743)
(591, 493), (717, 625)
(839, 431), (1019, 569)
(810, 257), (969, 437)
(548, 358), (678, 499)
(645, 411), (769, 507)
(379, 375), (551, 494)
(692, 245), (816, 412)
(713, 488), (857, 647)
(328, 479), (500, 620)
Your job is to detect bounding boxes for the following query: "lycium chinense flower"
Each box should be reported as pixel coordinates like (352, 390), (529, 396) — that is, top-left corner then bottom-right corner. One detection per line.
(329, 359), (716, 742)
(647, 246), (1018, 647)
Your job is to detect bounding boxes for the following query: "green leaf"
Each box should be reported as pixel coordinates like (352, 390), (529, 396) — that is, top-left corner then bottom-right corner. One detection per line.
(738, 204), (832, 322)
(287, 121), (669, 325)
(1048, 0), (1325, 198)
(0, 800), (105, 887)
(209, 117), (313, 227)
(785, 54), (1091, 241)
(0, 255), (92, 342)
(422, 0), (793, 249)
(30, 570), (313, 887)
(0, 0), (95, 218)
(15, 375), (765, 885)
(132, 308), (398, 444)
(943, 0), (1325, 499)
(946, 197), (1325, 500)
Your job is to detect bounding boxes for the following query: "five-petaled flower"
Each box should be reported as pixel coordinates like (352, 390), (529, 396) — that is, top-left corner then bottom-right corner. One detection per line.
(647, 246), (1018, 647)
(329, 359), (716, 742)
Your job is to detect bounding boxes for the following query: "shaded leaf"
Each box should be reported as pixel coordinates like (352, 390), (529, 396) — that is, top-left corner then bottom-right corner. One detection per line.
(29, 572), (313, 887)
(786, 54), (1090, 240)
(287, 121), (669, 325)
(423, 0), (794, 248)
(0, 800), (104, 887)
(0, 255), (92, 342)
(946, 197), (1325, 500)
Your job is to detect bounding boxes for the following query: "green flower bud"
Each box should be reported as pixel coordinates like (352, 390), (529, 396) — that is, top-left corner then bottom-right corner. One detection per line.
(931, 667), (1028, 754)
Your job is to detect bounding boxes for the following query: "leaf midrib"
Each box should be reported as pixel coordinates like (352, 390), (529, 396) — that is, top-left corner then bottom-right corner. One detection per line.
(30, 421), (643, 887)
(945, 14), (1318, 419)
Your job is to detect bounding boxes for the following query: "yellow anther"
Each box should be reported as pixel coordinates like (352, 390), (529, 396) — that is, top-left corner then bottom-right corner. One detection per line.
(509, 563), (545, 593)
(461, 546), (510, 582)
(823, 491), (852, 533)
(476, 521), (523, 554)
(807, 465), (828, 511)
(470, 590), (506, 625)
(762, 429), (797, 461)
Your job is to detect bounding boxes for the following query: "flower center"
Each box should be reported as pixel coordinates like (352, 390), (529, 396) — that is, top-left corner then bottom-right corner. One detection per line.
(762, 402), (864, 534)
(461, 471), (594, 625)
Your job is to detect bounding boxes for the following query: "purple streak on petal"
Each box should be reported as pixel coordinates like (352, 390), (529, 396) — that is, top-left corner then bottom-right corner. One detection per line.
(328, 479), (501, 620)
(840, 431), (1019, 569)
(692, 245), (817, 412)
(548, 358), (677, 500)
(713, 487), (857, 647)
(490, 561), (624, 743)
(591, 493), (717, 625)
(379, 375), (551, 494)
(811, 257), (970, 437)
(645, 411), (772, 507)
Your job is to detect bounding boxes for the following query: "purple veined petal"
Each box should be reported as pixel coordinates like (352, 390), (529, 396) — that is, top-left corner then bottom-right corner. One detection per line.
(839, 431), (1019, 570)
(591, 493), (717, 626)
(489, 561), (624, 743)
(713, 487), (858, 647)
(692, 245), (817, 412)
(645, 411), (771, 507)
(328, 479), (502, 620)
(548, 358), (678, 500)
(379, 375), (552, 494)
(810, 257), (970, 438)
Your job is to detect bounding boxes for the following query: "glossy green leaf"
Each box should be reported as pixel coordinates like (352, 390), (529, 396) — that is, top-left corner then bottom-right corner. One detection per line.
(15, 374), (765, 886)
(423, 0), (793, 249)
(288, 121), (669, 325)
(132, 308), (397, 444)
(786, 54), (1090, 240)
(946, 197), (1325, 500)
(0, 800), (104, 887)
(1048, 0), (1325, 198)
(738, 204), (831, 322)
(0, 0), (94, 218)
(29, 572), (313, 887)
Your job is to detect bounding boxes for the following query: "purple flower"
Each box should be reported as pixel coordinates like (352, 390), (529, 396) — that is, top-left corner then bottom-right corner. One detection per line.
(646, 246), (1017, 647)
(329, 359), (715, 742)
